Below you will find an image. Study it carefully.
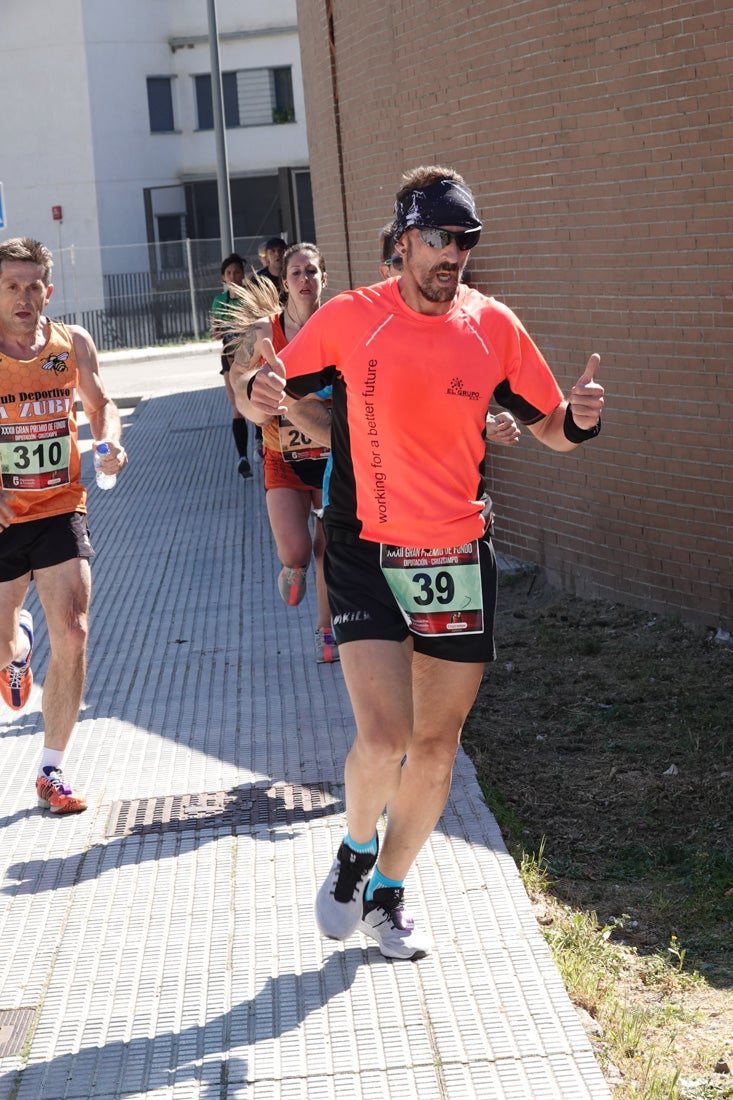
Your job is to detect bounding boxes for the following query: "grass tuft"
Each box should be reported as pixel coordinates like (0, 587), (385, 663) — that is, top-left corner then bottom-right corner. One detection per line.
(465, 570), (733, 1099)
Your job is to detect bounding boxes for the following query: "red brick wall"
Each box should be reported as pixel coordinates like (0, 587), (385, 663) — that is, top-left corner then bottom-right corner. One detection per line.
(296, 0), (733, 627)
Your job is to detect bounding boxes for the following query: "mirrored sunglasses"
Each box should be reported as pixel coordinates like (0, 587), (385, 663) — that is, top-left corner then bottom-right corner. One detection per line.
(415, 226), (481, 251)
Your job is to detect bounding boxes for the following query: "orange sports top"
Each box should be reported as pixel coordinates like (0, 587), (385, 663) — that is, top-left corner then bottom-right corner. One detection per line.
(0, 321), (86, 522)
(282, 280), (564, 548)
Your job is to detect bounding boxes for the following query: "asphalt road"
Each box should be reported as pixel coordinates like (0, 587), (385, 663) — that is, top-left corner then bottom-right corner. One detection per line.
(98, 341), (223, 403)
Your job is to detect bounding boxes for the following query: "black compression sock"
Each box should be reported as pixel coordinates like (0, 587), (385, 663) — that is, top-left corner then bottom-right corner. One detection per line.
(232, 418), (249, 457)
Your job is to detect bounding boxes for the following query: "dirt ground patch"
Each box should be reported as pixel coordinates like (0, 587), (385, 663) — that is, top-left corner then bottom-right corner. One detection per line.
(462, 567), (733, 1094)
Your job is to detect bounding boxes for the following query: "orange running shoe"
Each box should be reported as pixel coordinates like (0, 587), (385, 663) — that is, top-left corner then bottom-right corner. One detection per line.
(314, 627), (340, 664)
(277, 566), (307, 606)
(0, 610), (34, 710)
(36, 768), (87, 814)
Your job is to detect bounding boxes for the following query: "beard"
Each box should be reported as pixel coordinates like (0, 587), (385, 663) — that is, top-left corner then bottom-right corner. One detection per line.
(417, 263), (461, 303)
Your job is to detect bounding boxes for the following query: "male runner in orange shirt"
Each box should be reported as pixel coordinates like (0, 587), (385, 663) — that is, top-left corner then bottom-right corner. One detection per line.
(240, 166), (604, 959)
(0, 237), (128, 813)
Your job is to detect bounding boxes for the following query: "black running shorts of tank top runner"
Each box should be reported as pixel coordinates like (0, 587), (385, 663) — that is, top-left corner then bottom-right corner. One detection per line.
(0, 511), (95, 582)
(324, 530), (497, 663)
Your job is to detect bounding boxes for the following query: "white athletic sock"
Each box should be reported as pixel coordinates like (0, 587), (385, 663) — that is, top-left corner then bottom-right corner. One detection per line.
(15, 629), (31, 664)
(39, 748), (64, 777)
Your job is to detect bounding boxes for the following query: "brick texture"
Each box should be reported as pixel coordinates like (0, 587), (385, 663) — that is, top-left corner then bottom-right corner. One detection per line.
(296, 0), (732, 626)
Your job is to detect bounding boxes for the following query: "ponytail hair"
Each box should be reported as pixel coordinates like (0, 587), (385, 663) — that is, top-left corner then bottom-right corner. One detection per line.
(211, 273), (281, 353)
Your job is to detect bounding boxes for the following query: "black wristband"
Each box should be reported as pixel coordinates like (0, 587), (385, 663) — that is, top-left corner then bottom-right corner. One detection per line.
(246, 373), (257, 401)
(563, 404), (601, 443)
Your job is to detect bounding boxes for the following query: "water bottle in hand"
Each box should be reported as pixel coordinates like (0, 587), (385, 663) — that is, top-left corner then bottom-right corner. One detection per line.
(94, 442), (117, 490)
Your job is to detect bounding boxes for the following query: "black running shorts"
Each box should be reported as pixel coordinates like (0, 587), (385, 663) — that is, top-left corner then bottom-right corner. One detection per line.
(0, 512), (95, 582)
(324, 530), (497, 663)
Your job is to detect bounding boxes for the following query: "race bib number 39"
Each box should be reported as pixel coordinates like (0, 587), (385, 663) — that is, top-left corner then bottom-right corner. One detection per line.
(380, 541), (484, 637)
(0, 418), (72, 490)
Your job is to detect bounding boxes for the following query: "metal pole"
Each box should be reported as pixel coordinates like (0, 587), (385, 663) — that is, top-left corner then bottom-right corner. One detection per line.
(206, 0), (233, 257)
(185, 237), (200, 340)
(55, 221), (67, 316)
(70, 244), (80, 325)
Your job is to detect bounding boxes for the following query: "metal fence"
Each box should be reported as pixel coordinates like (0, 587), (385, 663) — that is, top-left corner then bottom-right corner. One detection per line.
(49, 236), (267, 352)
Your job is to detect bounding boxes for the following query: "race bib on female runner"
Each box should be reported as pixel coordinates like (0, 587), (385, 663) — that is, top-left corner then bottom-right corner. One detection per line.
(277, 415), (329, 463)
(380, 541), (484, 636)
(0, 419), (72, 490)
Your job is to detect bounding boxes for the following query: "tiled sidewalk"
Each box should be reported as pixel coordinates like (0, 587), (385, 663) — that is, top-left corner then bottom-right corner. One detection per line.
(0, 383), (611, 1099)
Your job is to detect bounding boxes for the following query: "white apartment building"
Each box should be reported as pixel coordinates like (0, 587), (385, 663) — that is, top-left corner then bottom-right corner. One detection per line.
(0, 0), (312, 329)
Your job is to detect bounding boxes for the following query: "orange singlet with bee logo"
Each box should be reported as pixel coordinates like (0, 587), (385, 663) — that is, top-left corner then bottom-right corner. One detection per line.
(0, 321), (86, 522)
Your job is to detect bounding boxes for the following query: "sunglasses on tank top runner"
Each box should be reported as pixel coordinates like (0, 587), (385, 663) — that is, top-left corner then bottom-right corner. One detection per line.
(414, 226), (482, 251)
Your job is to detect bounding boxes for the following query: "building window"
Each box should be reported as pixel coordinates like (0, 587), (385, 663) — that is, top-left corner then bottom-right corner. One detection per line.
(195, 67), (295, 130)
(147, 76), (175, 133)
(156, 214), (186, 270)
(272, 67), (295, 125)
(195, 72), (239, 130)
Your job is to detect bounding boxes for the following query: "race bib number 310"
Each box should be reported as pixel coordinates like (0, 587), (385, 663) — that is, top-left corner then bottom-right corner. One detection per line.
(0, 418), (72, 490)
(380, 541), (484, 637)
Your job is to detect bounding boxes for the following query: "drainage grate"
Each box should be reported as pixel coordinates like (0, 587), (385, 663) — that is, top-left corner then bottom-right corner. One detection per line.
(106, 782), (342, 838)
(0, 1007), (36, 1058)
